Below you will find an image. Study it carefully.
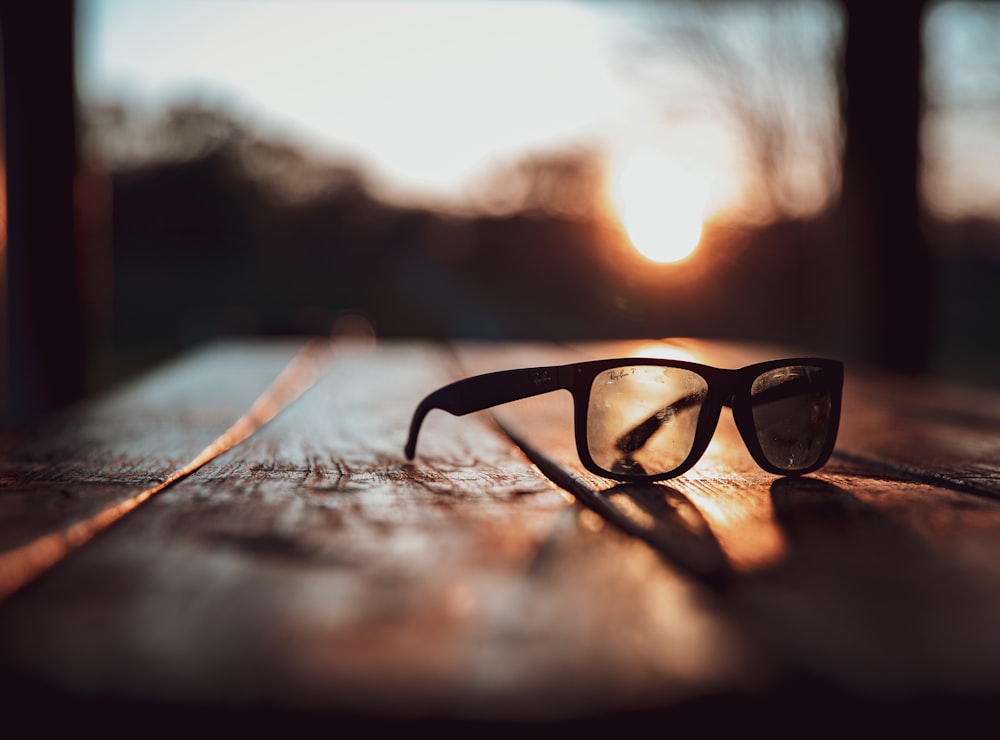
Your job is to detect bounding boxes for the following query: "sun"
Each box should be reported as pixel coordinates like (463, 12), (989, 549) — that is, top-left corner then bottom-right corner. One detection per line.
(609, 148), (714, 264)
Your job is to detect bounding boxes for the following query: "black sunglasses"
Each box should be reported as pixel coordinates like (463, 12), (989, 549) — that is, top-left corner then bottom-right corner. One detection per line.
(405, 357), (843, 482)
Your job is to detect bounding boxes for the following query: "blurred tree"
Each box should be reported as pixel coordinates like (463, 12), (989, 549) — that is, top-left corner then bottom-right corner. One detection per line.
(624, 1), (841, 222)
(634, 1), (934, 372)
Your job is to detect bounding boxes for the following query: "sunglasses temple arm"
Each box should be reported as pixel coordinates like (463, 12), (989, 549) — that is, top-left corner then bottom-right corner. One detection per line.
(405, 366), (567, 460)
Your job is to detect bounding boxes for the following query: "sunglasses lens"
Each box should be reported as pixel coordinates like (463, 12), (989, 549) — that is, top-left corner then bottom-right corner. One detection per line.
(751, 365), (834, 471)
(587, 366), (708, 478)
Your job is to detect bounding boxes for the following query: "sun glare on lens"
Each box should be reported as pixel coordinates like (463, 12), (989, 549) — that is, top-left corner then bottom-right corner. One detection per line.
(609, 148), (714, 264)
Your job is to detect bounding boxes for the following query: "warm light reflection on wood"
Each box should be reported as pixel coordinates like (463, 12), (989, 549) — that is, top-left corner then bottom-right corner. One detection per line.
(607, 493), (657, 530)
(607, 537), (750, 681)
(578, 508), (606, 533)
(680, 479), (788, 573)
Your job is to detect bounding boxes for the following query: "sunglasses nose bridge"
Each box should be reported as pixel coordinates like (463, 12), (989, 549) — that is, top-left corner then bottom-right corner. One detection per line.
(715, 370), (742, 410)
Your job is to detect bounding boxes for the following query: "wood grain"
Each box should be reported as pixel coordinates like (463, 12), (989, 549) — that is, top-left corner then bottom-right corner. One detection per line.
(2, 337), (1000, 728)
(0, 339), (327, 598)
(0, 340), (759, 722)
(453, 338), (1000, 708)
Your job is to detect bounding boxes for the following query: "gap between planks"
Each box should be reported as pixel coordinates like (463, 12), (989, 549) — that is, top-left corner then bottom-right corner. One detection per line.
(0, 339), (332, 602)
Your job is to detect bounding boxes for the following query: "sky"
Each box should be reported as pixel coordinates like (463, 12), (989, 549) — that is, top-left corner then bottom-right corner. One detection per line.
(75, 0), (1000, 227)
(78, 2), (626, 198)
(923, 1), (1000, 221)
(77, 2), (630, 202)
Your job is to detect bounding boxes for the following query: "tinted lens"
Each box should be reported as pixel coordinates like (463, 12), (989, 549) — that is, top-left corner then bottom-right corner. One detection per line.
(750, 365), (833, 471)
(587, 365), (708, 478)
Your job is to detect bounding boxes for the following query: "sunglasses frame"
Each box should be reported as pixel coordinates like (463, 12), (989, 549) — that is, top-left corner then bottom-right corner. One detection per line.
(405, 356), (843, 482)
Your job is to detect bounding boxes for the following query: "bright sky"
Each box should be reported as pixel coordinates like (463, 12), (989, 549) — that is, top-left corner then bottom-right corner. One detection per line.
(73, 0), (849, 263)
(78, 1), (636, 199)
(76, 0), (1000, 256)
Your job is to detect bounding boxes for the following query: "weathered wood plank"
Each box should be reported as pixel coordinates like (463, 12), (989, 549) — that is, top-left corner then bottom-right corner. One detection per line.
(837, 369), (1000, 496)
(451, 338), (1000, 705)
(5, 336), (1000, 727)
(0, 339), (326, 597)
(0, 340), (759, 722)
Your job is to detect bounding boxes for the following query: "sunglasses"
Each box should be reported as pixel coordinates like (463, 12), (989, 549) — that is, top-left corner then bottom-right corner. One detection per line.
(405, 357), (843, 482)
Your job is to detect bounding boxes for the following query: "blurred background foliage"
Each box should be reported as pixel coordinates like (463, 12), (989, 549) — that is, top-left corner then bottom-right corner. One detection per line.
(88, 101), (826, 370)
(5, 0), (1000, 422)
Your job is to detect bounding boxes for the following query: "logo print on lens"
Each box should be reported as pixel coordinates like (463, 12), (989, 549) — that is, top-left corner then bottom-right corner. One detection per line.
(608, 368), (636, 382)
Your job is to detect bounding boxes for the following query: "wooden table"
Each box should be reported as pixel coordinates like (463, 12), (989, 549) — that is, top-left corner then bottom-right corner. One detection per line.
(2, 336), (1000, 732)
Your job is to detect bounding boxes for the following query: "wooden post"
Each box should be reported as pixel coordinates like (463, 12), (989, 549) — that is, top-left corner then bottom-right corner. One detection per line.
(835, 0), (934, 374)
(1, 1), (87, 422)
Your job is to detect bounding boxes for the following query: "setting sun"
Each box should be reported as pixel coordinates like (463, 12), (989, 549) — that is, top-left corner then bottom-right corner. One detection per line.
(609, 148), (714, 264)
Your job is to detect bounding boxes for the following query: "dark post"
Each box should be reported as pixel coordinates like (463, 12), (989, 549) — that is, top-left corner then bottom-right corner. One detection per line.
(836, 0), (934, 374)
(1, 1), (87, 422)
